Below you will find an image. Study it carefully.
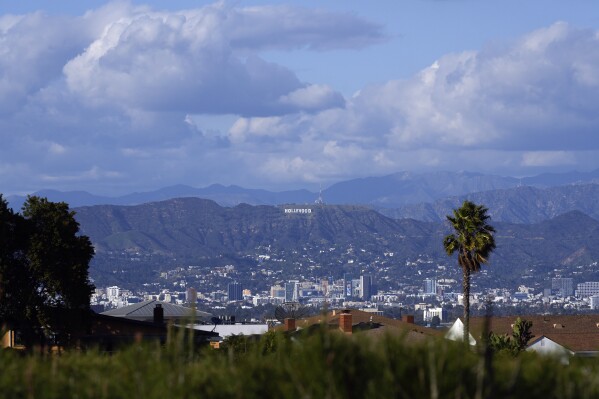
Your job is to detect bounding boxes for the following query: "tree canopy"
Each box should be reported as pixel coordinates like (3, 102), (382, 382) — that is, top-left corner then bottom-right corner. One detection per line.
(0, 195), (94, 347)
(489, 317), (534, 355)
(444, 200), (496, 343)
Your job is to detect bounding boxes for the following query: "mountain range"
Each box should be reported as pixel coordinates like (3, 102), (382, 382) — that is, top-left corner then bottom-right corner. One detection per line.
(5, 185), (315, 211)
(7, 169), (599, 219)
(75, 198), (599, 279)
(75, 199), (407, 257)
(379, 183), (599, 224)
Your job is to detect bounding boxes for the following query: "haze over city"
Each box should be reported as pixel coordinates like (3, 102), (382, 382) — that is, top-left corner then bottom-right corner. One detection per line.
(2, 0), (599, 196)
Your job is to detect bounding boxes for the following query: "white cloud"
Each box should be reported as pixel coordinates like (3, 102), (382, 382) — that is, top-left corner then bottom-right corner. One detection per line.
(229, 116), (291, 143)
(48, 142), (67, 155)
(0, 13), (86, 115)
(279, 84), (345, 112)
(1, 2), (380, 125)
(0, 2), (386, 193)
(521, 151), (576, 167)
(226, 5), (385, 51)
(2, 5), (599, 194)
(228, 22), (599, 184)
(60, 3), (379, 116)
(40, 166), (123, 182)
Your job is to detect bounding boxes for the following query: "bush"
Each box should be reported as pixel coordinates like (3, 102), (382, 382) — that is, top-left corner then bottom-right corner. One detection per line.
(2, 327), (599, 398)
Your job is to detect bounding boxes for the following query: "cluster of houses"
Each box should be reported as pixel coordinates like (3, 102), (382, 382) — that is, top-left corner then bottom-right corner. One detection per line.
(1, 300), (218, 351)
(4, 300), (599, 363)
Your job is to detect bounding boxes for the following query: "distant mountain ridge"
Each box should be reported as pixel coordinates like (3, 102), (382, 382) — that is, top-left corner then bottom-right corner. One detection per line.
(322, 170), (518, 206)
(7, 169), (599, 212)
(6, 184), (317, 211)
(381, 183), (599, 223)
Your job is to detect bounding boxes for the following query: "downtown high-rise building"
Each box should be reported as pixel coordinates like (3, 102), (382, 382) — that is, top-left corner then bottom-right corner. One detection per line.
(227, 282), (243, 301)
(186, 287), (197, 303)
(284, 281), (299, 302)
(343, 273), (354, 299)
(424, 278), (438, 295)
(552, 278), (574, 297)
(360, 275), (373, 301)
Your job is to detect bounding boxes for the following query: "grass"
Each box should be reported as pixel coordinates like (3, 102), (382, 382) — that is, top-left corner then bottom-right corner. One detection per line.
(2, 327), (599, 399)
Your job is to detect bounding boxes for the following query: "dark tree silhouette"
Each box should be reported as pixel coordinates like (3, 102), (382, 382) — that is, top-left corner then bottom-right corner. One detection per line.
(0, 195), (94, 348)
(0, 196), (31, 338)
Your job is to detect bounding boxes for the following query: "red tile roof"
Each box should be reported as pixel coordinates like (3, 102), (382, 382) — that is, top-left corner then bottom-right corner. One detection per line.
(468, 314), (599, 352)
(276, 309), (442, 342)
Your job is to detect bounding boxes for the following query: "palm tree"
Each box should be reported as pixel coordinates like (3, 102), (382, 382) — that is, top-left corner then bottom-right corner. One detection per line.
(444, 200), (496, 344)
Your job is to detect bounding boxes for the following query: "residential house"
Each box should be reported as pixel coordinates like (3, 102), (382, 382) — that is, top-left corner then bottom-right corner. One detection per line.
(446, 314), (599, 358)
(276, 309), (442, 343)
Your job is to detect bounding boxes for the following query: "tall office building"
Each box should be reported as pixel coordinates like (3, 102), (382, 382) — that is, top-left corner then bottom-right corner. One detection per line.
(186, 287), (197, 303)
(320, 279), (329, 296)
(551, 278), (574, 297)
(424, 278), (438, 295)
(227, 282), (243, 301)
(284, 281), (299, 302)
(344, 273), (354, 299)
(351, 278), (361, 297)
(360, 275), (372, 301)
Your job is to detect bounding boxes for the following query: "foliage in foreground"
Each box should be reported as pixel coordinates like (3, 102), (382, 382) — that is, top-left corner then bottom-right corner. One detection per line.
(2, 328), (599, 399)
(488, 317), (535, 356)
(0, 195), (94, 346)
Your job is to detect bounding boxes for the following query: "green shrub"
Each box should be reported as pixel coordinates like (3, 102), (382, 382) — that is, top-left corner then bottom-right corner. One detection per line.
(2, 328), (599, 399)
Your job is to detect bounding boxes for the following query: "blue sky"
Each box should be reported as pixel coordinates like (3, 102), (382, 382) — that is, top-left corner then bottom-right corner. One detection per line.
(1, 1), (599, 195)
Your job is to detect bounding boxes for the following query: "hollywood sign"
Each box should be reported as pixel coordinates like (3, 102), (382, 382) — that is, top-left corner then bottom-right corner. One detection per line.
(284, 208), (312, 214)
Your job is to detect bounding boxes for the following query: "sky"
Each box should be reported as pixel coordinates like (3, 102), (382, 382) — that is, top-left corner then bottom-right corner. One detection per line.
(1, 0), (599, 195)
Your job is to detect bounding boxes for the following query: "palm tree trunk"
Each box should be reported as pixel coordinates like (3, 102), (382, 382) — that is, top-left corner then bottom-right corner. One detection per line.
(463, 266), (471, 344)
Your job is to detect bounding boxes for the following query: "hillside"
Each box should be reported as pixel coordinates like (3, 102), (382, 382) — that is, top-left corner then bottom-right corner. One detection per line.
(75, 199), (409, 257)
(381, 183), (599, 223)
(74, 199), (599, 290)
(322, 170), (519, 206)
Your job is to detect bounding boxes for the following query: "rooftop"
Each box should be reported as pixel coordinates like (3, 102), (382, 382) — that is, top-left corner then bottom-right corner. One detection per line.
(101, 300), (211, 322)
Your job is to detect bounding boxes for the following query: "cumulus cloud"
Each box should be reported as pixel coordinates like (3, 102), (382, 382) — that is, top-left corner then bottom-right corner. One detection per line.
(2, 5), (599, 195)
(0, 2), (386, 193)
(1, 2), (379, 120)
(228, 22), (599, 183)
(0, 13), (87, 115)
(279, 85), (345, 113)
(61, 3), (379, 116)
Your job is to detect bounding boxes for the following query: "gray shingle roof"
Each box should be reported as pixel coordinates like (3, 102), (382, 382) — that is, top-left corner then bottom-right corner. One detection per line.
(101, 300), (211, 322)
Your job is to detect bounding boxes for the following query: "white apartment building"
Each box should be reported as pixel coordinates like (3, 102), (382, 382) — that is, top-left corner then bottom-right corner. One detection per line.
(576, 282), (599, 298)
(107, 286), (120, 301)
(423, 307), (447, 323)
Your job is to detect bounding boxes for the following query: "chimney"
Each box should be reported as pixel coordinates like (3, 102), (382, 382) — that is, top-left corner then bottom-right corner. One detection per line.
(284, 318), (296, 332)
(153, 304), (164, 325)
(405, 315), (414, 324)
(339, 310), (352, 334)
